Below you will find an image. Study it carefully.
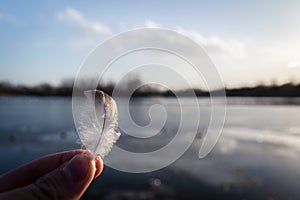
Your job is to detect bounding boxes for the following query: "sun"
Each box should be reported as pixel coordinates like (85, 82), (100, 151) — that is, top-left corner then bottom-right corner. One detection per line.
(288, 61), (299, 68)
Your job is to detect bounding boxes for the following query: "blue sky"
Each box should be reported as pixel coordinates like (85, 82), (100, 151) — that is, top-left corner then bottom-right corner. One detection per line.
(1, 0), (300, 88)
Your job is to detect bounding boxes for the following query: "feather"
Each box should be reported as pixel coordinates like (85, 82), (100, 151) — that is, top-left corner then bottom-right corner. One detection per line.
(77, 89), (120, 158)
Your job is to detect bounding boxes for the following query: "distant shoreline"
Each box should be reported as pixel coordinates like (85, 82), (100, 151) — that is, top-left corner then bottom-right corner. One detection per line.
(1, 82), (300, 97)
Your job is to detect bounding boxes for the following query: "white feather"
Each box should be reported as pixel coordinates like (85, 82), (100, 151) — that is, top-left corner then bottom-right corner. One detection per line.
(77, 90), (120, 158)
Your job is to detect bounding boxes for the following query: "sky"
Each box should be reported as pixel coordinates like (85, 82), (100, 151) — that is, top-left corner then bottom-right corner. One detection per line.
(0, 0), (300, 88)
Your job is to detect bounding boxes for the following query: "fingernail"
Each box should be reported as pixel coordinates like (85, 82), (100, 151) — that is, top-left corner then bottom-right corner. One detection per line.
(94, 155), (103, 177)
(95, 155), (101, 164)
(62, 154), (94, 182)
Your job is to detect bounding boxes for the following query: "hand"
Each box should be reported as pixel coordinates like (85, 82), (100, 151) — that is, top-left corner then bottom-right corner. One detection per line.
(0, 150), (103, 200)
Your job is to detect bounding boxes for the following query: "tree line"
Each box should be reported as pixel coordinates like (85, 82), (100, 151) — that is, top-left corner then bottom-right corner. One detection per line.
(1, 80), (300, 97)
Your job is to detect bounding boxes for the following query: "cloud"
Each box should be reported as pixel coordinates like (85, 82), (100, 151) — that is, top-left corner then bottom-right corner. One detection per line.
(144, 20), (160, 28)
(175, 27), (246, 59)
(133, 21), (246, 59)
(57, 7), (111, 35)
(119, 19), (161, 30)
(0, 12), (22, 26)
(128, 20), (246, 59)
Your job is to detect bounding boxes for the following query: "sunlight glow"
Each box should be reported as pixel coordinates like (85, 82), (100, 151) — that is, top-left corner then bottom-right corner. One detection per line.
(288, 61), (299, 68)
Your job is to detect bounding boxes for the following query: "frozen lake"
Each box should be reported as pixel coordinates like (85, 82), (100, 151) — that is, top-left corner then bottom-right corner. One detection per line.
(1, 96), (300, 199)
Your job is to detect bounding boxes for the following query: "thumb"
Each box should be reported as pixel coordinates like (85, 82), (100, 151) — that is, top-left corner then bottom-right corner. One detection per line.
(5, 154), (97, 200)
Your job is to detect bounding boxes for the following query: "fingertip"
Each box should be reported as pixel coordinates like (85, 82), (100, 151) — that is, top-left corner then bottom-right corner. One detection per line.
(63, 150), (103, 179)
(93, 155), (103, 178)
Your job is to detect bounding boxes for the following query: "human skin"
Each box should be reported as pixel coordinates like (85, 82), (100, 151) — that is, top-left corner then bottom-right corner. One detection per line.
(0, 150), (103, 200)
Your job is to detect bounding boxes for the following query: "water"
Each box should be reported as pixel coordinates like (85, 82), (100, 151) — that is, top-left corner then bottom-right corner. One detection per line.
(1, 96), (300, 199)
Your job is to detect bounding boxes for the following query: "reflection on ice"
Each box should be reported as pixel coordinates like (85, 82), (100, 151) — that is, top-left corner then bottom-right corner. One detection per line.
(172, 125), (300, 188)
(222, 127), (300, 153)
